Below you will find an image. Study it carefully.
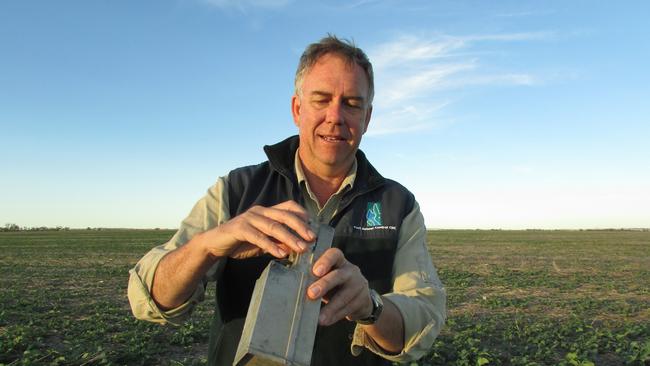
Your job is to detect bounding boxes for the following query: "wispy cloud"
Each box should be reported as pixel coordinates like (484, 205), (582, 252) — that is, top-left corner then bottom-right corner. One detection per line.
(494, 10), (555, 18)
(462, 31), (555, 42)
(342, 0), (383, 9)
(202, 0), (292, 12)
(369, 101), (453, 136)
(366, 32), (551, 136)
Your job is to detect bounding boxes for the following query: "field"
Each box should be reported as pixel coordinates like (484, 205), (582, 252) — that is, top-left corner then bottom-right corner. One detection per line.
(0, 229), (648, 365)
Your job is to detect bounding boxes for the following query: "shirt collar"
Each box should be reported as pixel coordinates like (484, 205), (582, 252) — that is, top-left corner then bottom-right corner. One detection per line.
(294, 151), (357, 197)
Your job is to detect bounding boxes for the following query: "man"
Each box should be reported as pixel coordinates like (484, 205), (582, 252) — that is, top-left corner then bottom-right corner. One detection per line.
(128, 35), (446, 365)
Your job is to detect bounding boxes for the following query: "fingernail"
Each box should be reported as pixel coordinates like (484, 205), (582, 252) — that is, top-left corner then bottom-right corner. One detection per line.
(278, 248), (287, 257)
(314, 265), (324, 276)
(319, 313), (328, 324)
(309, 285), (321, 298)
(308, 229), (316, 240)
(298, 241), (308, 251)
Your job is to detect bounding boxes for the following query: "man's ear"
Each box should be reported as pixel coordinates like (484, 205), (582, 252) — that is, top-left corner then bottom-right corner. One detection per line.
(362, 105), (373, 134)
(291, 94), (301, 127)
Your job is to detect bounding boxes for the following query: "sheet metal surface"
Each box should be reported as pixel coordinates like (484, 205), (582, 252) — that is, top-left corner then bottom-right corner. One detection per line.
(234, 224), (335, 366)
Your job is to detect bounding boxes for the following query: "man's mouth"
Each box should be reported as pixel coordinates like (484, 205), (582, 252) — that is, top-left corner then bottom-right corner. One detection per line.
(319, 134), (346, 142)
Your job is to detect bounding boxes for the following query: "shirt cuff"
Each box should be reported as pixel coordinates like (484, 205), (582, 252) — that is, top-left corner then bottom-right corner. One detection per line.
(349, 295), (406, 362)
(349, 292), (445, 363)
(127, 252), (205, 325)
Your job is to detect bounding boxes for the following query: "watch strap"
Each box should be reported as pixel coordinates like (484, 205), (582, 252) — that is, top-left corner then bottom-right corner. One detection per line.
(356, 289), (383, 325)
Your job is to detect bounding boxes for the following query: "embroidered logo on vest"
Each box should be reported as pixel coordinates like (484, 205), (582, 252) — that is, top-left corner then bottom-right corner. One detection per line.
(366, 202), (382, 227)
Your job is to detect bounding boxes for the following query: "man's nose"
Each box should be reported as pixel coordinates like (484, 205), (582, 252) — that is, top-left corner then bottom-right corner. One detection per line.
(325, 101), (344, 125)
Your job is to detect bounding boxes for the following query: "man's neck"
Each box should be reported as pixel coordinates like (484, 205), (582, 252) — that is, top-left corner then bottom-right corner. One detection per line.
(298, 155), (351, 208)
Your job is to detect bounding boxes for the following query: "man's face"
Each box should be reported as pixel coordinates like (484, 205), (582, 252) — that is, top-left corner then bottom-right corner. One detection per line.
(292, 53), (372, 176)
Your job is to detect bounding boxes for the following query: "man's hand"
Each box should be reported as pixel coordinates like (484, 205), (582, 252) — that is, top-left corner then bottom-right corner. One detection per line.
(307, 248), (373, 326)
(202, 200), (316, 260)
(306, 247), (405, 354)
(151, 200), (315, 311)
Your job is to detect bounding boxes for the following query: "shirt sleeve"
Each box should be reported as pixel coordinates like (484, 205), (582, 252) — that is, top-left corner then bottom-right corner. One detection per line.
(351, 200), (447, 362)
(127, 176), (231, 325)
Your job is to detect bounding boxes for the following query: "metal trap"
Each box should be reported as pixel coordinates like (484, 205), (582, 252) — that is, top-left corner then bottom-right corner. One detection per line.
(233, 224), (335, 366)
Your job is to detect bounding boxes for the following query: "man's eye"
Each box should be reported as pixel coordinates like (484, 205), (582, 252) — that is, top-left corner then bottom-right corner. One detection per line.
(346, 100), (363, 109)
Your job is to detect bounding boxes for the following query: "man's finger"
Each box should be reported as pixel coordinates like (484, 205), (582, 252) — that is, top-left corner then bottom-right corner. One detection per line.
(240, 222), (288, 258)
(243, 212), (308, 253)
(318, 280), (364, 325)
(316, 262), (369, 324)
(274, 200), (310, 221)
(312, 248), (346, 277)
(273, 200), (316, 242)
(325, 289), (369, 326)
(254, 205), (316, 243)
(308, 268), (342, 300)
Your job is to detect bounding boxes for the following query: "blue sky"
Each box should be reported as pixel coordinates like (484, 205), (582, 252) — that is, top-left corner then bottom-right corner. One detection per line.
(1, 0), (649, 229)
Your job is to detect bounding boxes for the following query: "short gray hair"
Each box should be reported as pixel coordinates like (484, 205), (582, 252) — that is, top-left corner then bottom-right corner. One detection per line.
(294, 34), (374, 105)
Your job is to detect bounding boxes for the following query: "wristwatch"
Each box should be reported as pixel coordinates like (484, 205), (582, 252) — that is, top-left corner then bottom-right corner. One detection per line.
(356, 289), (383, 325)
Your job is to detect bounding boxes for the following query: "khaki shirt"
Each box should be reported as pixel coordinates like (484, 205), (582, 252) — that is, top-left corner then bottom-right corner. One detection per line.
(128, 154), (447, 363)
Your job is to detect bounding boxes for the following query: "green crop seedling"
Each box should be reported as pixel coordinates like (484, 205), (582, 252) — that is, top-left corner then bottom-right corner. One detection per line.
(0, 229), (648, 365)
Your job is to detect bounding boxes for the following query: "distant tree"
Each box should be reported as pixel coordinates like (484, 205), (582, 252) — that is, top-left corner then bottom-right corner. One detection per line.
(3, 223), (21, 232)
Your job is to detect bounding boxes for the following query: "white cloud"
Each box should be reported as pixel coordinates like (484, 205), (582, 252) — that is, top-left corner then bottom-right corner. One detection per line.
(380, 62), (476, 105)
(371, 35), (467, 70)
(366, 32), (549, 136)
(367, 101), (452, 136)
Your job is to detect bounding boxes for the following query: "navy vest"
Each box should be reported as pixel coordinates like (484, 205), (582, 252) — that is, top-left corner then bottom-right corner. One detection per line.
(209, 136), (414, 366)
